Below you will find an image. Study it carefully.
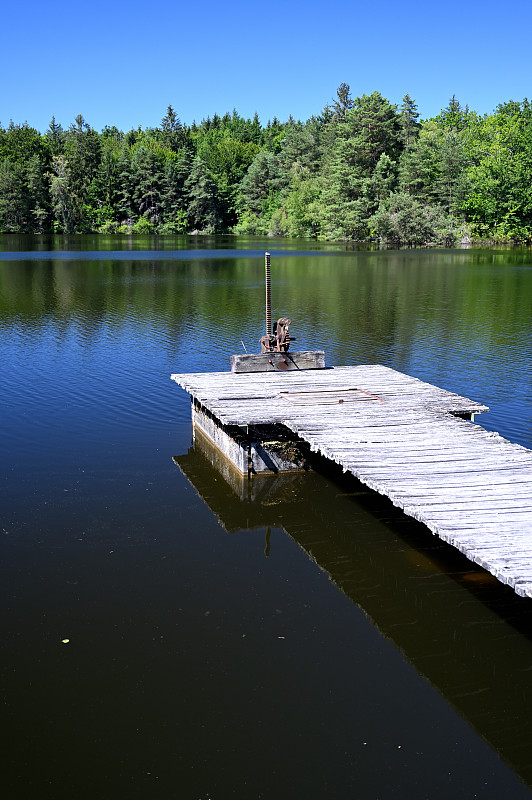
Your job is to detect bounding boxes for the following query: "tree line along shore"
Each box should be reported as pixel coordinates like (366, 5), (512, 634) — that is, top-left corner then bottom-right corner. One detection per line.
(1, 85), (531, 246)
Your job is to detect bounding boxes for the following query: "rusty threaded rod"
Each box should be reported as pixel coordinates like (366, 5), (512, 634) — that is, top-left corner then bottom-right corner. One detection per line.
(265, 252), (271, 337)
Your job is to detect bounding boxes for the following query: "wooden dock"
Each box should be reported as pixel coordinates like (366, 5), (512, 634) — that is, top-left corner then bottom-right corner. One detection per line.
(171, 364), (532, 598)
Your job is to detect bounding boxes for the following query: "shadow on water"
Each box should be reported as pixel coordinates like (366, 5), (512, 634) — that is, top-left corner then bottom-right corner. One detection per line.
(175, 429), (532, 790)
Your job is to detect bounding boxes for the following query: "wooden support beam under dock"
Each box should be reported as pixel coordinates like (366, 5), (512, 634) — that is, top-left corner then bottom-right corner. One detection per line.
(171, 365), (532, 598)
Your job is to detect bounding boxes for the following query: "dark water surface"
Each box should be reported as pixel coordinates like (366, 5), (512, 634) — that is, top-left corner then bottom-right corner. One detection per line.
(2, 234), (532, 799)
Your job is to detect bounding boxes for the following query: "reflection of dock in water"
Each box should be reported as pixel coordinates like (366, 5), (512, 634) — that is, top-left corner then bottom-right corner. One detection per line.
(174, 430), (532, 790)
(171, 364), (532, 597)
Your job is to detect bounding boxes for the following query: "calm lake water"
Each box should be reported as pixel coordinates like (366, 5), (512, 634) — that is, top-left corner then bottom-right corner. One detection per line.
(2, 234), (532, 799)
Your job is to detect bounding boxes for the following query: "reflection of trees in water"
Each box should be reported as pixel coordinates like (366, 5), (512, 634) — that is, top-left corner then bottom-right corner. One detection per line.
(0, 249), (530, 373)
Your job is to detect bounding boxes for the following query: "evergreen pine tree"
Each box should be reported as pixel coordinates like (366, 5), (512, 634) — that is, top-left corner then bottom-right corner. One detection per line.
(0, 159), (30, 232)
(45, 117), (65, 157)
(330, 83), (354, 120)
(400, 94), (420, 146)
(184, 156), (222, 232)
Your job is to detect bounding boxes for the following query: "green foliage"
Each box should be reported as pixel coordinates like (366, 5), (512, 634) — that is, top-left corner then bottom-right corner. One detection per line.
(131, 215), (156, 234)
(398, 121), (471, 214)
(310, 92), (404, 240)
(130, 143), (165, 225)
(436, 95), (472, 131)
(158, 209), (188, 234)
(233, 208), (264, 235)
(369, 192), (456, 247)
(48, 155), (76, 233)
(399, 94), (420, 146)
(197, 131), (260, 226)
(159, 105), (186, 153)
(2, 91), (532, 242)
(0, 159), (30, 232)
(344, 92), (403, 173)
(0, 121), (47, 164)
(371, 153), (397, 202)
(26, 153), (50, 232)
(369, 193), (454, 247)
(461, 103), (532, 240)
(184, 156), (222, 232)
(329, 82), (354, 120)
(280, 176), (321, 238)
(241, 150), (280, 207)
(44, 117), (65, 157)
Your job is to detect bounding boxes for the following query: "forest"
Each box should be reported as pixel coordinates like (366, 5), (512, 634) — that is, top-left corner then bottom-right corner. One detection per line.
(1, 85), (531, 246)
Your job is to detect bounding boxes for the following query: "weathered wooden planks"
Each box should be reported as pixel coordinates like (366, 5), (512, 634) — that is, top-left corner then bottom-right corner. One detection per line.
(172, 365), (488, 421)
(230, 350), (325, 373)
(171, 364), (532, 597)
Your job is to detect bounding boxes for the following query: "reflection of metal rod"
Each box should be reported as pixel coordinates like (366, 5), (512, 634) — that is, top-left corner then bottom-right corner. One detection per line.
(264, 527), (271, 558)
(246, 426), (253, 480)
(265, 252), (271, 336)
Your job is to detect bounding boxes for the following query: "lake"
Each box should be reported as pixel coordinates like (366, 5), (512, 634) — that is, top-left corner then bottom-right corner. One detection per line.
(2, 234), (532, 799)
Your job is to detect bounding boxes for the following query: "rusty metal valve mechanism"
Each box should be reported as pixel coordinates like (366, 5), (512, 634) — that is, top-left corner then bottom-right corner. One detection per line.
(229, 253), (324, 373)
(259, 252), (292, 354)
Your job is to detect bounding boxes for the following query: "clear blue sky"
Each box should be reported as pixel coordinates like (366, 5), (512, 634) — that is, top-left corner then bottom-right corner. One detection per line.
(3, 0), (531, 133)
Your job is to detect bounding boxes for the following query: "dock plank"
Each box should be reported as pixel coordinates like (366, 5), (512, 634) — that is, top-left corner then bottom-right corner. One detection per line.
(171, 364), (532, 597)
